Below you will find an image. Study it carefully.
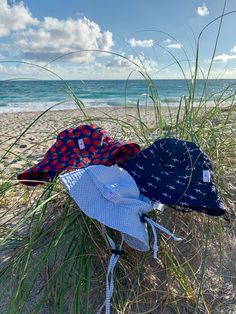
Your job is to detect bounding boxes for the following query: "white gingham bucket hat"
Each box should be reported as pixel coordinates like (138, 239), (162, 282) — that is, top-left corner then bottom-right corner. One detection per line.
(60, 165), (153, 313)
(60, 165), (181, 313)
(60, 165), (153, 251)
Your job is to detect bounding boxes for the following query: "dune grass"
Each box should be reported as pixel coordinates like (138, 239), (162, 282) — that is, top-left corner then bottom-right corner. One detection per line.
(0, 7), (236, 314)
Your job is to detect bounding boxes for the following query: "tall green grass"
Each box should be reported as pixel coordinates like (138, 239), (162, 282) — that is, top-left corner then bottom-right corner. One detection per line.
(0, 7), (236, 314)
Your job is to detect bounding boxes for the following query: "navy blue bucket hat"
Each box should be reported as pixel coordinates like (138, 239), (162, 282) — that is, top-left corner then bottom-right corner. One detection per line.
(119, 138), (225, 216)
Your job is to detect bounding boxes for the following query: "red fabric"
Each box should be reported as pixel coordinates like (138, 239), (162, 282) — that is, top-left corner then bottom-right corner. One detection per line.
(17, 124), (140, 186)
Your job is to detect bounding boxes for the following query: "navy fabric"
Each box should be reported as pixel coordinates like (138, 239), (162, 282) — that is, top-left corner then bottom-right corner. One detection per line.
(119, 138), (225, 216)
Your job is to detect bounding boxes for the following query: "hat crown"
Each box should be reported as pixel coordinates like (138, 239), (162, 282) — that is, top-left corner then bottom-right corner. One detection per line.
(87, 165), (141, 202)
(154, 138), (205, 169)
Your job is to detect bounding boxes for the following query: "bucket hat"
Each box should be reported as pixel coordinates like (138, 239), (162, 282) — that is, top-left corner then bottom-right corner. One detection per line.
(60, 165), (151, 314)
(60, 165), (153, 251)
(60, 165), (181, 314)
(120, 138), (225, 216)
(17, 124), (140, 186)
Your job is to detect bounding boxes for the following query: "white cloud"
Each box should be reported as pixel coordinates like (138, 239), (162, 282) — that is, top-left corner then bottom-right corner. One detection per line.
(128, 38), (154, 48)
(2, 58), (236, 80)
(163, 38), (171, 43)
(211, 46), (236, 63)
(230, 46), (236, 53)
(6, 16), (114, 62)
(0, 0), (38, 37)
(166, 43), (182, 49)
(107, 55), (131, 68)
(163, 39), (183, 49)
(0, 56), (159, 80)
(196, 4), (209, 16)
(0, 62), (108, 80)
(107, 53), (147, 68)
(209, 67), (236, 79)
(106, 53), (159, 74)
(213, 53), (236, 62)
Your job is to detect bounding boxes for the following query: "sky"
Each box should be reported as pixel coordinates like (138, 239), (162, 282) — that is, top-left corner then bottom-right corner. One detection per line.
(0, 0), (236, 80)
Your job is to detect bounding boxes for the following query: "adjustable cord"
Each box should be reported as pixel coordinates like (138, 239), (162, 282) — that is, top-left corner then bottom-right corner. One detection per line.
(140, 213), (182, 258)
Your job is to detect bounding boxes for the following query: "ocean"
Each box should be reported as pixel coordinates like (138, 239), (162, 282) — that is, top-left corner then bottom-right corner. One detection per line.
(0, 79), (235, 113)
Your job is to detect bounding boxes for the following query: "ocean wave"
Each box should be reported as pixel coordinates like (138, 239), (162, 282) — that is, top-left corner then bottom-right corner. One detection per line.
(1, 79), (235, 113)
(0, 98), (218, 113)
(0, 101), (75, 113)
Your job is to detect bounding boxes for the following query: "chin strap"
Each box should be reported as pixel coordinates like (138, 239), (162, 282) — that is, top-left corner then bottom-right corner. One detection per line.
(105, 235), (123, 314)
(97, 226), (124, 314)
(140, 214), (182, 259)
(97, 214), (181, 313)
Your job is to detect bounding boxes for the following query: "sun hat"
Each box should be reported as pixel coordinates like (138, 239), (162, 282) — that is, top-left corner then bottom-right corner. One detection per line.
(17, 124), (140, 186)
(119, 138), (225, 216)
(60, 165), (181, 314)
(61, 165), (151, 314)
(60, 165), (153, 251)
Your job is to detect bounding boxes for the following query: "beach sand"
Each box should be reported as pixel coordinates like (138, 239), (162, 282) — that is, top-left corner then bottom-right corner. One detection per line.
(0, 107), (235, 313)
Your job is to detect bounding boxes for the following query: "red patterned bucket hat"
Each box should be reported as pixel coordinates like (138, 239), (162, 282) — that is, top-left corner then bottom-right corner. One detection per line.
(17, 124), (140, 186)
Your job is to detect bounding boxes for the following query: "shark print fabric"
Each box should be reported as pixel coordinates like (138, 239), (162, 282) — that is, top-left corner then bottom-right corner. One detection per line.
(119, 138), (225, 216)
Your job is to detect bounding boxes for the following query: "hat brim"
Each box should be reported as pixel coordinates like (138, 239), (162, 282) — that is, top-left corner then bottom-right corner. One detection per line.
(60, 168), (151, 251)
(147, 168), (225, 216)
(97, 142), (140, 165)
(17, 142), (140, 187)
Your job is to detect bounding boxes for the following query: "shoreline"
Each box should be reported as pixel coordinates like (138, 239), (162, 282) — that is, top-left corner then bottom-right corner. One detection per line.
(0, 100), (222, 114)
(0, 105), (139, 115)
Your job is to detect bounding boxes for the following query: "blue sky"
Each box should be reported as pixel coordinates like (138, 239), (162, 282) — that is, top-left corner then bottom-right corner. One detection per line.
(0, 0), (236, 79)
